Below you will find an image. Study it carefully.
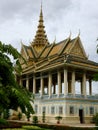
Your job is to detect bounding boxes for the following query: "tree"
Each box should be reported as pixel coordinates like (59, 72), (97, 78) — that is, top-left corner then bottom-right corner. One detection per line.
(32, 116), (38, 125)
(26, 111), (31, 121)
(0, 41), (34, 114)
(94, 44), (98, 81)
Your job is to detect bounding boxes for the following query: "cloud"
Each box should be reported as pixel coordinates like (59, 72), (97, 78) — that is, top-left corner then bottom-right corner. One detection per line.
(0, 0), (98, 62)
(0, 0), (39, 24)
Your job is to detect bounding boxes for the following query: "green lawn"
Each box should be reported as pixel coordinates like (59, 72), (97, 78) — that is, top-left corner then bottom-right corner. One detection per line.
(2, 125), (52, 130)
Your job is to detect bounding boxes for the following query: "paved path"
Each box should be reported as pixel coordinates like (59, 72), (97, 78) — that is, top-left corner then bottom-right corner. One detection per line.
(68, 124), (95, 127)
(8, 120), (97, 128)
(46, 122), (96, 128)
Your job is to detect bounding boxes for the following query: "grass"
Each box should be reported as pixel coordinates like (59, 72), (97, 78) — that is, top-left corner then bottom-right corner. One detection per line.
(2, 125), (52, 130)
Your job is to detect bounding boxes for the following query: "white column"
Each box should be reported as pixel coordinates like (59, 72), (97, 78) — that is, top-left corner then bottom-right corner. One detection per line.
(71, 71), (75, 96)
(26, 75), (29, 90)
(40, 74), (44, 96)
(33, 74), (36, 94)
(89, 79), (92, 95)
(82, 73), (86, 97)
(58, 70), (62, 96)
(48, 72), (52, 97)
(64, 68), (68, 96)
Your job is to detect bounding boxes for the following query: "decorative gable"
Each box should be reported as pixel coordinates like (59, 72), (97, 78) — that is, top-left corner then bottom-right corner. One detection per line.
(21, 45), (28, 60)
(19, 45), (29, 69)
(71, 41), (84, 57)
(69, 37), (87, 59)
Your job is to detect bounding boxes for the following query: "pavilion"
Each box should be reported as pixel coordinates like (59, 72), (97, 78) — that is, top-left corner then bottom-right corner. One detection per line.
(17, 6), (98, 123)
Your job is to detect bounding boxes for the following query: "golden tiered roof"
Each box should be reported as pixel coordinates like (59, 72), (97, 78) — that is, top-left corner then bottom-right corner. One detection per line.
(20, 6), (98, 75)
(31, 5), (49, 54)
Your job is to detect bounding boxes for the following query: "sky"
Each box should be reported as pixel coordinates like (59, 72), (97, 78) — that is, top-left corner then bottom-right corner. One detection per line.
(0, 0), (98, 93)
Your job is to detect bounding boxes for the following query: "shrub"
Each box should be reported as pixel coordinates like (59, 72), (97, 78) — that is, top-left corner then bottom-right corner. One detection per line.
(32, 116), (38, 124)
(18, 112), (22, 120)
(92, 113), (98, 126)
(55, 116), (62, 124)
(3, 109), (10, 119)
(23, 125), (41, 129)
(26, 111), (30, 121)
(42, 111), (45, 123)
(0, 118), (8, 125)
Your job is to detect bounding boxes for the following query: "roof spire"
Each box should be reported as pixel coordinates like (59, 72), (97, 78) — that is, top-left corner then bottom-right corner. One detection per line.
(78, 29), (80, 37)
(41, 0), (42, 10)
(31, 2), (49, 54)
(69, 30), (72, 38)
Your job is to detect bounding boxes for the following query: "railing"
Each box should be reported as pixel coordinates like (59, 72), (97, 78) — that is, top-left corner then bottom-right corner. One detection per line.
(34, 93), (98, 100)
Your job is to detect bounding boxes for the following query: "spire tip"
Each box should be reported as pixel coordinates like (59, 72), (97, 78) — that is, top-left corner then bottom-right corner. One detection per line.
(69, 30), (71, 38)
(78, 29), (80, 37)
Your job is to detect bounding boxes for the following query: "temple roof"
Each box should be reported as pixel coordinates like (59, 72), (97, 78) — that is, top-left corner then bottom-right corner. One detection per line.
(30, 5), (49, 55)
(20, 6), (98, 74)
(20, 35), (98, 74)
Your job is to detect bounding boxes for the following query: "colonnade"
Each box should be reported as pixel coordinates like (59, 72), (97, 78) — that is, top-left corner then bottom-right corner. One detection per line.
(19, 68), (92, 97)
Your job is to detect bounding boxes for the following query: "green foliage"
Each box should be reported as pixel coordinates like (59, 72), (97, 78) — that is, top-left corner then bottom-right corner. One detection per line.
(32, 116), (38, 124)
(55, 116), (62, 121)
(92, 113), (98, 126)
(26, 111), (31, 121)
(0, 41), (34, 115)
(22, 125), (52, 130)
(18, 112), (22, 120)
(2, 128), (26, 130)
(3, 109), (10, 119)
(94, 44), (98, 81)
(94, 74), (98, 81)
(0, 118), (8, 125)
(55, 116), (62, 124)
(42, 111), (45, 123)
(3, 125), (52, 130)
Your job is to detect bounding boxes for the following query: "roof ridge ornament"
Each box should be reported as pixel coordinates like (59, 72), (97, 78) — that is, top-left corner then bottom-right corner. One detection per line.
(41, 0), (43, 10)
(20, 39), (23, 46)
(78, 29), (80, 37)
(69, 30), (71, 39)
(53, 36), (56, 44)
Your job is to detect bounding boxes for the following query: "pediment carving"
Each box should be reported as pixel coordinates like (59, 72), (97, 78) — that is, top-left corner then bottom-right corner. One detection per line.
(71, 41), (85, 58)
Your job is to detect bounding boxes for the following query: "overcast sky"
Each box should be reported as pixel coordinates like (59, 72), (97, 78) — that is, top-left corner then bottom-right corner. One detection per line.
(0, 0), (98, 62)
(0, 0), (98, 93)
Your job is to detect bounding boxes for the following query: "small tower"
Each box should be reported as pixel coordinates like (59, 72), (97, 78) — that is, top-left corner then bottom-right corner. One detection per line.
(31, 5), (49, 54)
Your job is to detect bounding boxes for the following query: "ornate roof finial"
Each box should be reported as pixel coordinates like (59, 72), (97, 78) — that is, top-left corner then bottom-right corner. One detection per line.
(53, 36), (56, 44)
(41, 0), (42, 10)
(20, 39), (23, 46)
(31, 2), (49, 53)
(69, 30), (72, 38)
(78, 29), (80, 37)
